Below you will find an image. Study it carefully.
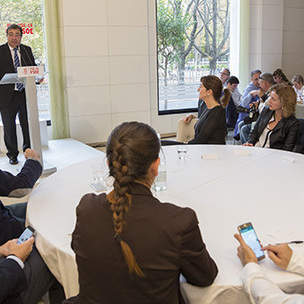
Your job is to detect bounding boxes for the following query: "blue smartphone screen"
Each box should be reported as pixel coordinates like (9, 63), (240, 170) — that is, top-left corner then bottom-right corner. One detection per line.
(240, 225), (264, 259)
(17, 227), (34, 244)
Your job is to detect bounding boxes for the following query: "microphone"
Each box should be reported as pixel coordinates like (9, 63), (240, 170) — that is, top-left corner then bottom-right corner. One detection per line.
(20, 44), (35, 67)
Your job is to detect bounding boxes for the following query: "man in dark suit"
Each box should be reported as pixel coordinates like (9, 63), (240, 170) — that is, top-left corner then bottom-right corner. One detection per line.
(0, 24), (37, 165)
(0, 149), (65, 304)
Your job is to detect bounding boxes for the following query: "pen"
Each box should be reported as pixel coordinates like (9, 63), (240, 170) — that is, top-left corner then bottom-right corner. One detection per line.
(275, 241), (303, 245)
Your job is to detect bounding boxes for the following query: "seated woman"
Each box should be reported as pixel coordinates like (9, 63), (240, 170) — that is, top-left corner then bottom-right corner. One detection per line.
(291, 75), (304, 101)
(273, 68), (292, 85)
(188, 75), (230, 144)
(244, 84), (299, 151)
(67, 122), (218, 304)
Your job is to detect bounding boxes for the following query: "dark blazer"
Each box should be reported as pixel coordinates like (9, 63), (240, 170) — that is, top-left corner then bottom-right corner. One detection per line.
(0, 159), (42, 304)
(0, 258), (26, 304)
(0, 200), (24, 304)
(248, 107), (299, 151)
(0, 159), (42, 197)
(189, 105), (227, 144)
(0, 43), (36, 108)
(69, 183), (218, 304)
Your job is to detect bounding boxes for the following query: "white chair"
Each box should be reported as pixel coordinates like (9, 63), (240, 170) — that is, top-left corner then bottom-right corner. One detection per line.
(176, 118), (198, 142)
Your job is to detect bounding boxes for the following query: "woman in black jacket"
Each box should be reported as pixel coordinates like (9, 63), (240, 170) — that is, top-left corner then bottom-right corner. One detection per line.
(188, 75), (230, 144)
(244, 84), (299, 151)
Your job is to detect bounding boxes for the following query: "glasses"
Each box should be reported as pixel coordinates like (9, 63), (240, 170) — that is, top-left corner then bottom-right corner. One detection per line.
(7, 33), (21, 37)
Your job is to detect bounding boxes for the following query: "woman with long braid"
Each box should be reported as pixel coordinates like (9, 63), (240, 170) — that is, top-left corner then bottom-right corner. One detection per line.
(67, 122), (218, 304)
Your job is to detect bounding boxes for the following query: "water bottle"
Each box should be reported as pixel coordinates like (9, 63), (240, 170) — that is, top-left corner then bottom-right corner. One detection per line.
(153, 149), (167, 191)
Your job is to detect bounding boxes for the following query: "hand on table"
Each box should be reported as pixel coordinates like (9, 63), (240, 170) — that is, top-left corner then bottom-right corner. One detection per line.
(262, 244), (292, 270)
(234, 233), (258, 266)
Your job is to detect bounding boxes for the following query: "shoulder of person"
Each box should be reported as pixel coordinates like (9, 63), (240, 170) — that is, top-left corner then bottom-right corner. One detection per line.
(77, 193), (108, 213)
(20, 43), (31, 49)
(0, 43), (9, 51)
(159, 202), (198, 229)
(284, 115), (300, 125)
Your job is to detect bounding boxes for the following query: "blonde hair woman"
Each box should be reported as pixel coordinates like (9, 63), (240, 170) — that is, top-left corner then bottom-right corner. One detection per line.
(244, 84), (299, 150)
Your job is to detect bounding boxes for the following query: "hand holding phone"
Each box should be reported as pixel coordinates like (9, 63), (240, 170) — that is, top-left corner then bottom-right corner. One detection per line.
(17, 226), (35, 245)
(237, 222), (265, 261)
(10, 237), (34, 262)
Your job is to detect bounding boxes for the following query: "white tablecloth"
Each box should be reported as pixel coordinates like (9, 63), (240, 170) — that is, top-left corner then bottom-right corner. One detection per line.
(27, 145), (304, 303)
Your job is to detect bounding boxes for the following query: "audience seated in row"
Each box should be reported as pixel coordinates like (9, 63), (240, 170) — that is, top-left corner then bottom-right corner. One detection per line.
(239, 72), (275, 144)
(234, 69), (262, 139)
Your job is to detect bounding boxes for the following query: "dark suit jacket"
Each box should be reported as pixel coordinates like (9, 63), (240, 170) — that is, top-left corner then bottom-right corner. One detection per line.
(0, 43), (36, 108)
(0, 159), (42, 303)
(0, 258), (26, 304)
(0, 200), (25, 304)
(69, 183), (218, 304)
(248, 107), (299, 151)
(0, 159), (42, 197)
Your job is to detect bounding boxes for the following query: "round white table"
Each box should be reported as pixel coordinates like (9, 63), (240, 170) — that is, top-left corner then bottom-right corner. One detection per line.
(27, 145), (304, 303)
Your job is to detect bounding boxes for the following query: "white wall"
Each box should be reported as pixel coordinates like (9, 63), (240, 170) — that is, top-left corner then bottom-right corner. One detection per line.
(249, 0), (284, 73)
(249, 0), (304, 80)
(57, 0), (304, 144)
(282, 0), (304, 80)
(58, 0), (184, 144)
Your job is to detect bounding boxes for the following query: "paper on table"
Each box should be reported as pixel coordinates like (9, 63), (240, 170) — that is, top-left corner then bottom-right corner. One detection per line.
(267, 228), (304, 244)
(281, 155), (295, 163)
(234, 149), (250, 156)
(0, 73), (19, 84)
(201, 154), (218, 160)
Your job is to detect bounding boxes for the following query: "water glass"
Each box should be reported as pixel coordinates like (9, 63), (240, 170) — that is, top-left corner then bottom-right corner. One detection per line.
(176, 145), (188, 159)
(91, 163), (104, 182)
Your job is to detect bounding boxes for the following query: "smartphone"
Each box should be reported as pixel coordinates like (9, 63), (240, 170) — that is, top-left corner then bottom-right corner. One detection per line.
(17, 226), (35, 244)
(238, 222), (265, 261)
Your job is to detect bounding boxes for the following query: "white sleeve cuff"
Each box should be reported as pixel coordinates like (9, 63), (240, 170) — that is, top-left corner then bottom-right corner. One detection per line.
(7, 255), (24, 269)
(286, 250), (304, 276)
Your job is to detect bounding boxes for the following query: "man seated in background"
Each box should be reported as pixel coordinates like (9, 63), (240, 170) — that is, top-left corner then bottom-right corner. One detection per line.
(235, 233), (304, 303)
(239, 72), (274, 144)
(220, 68), (230, 86)
(226, 76), (242, 106)
(224, 76), (241, 129)
(233, 69), (262, 140)
(0, 149), (65, 304)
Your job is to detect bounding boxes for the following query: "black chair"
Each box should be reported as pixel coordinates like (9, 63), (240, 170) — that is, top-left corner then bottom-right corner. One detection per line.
(294, 118), (304, 154)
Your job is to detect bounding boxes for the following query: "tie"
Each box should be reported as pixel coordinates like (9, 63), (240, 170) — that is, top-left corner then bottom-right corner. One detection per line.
(13, 48), (24, 91)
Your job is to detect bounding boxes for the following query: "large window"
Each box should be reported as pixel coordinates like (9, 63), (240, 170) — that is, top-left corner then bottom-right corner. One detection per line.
(157, 0), (230, 114)
(0, 0), (50, 121)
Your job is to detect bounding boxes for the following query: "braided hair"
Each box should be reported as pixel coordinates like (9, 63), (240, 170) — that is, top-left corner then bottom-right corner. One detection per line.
(106, 122), (160, 277)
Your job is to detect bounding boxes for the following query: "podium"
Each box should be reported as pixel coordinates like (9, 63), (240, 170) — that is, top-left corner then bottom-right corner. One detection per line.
(0, 66), (56, 175)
